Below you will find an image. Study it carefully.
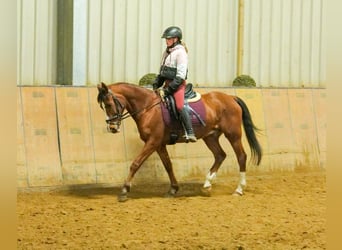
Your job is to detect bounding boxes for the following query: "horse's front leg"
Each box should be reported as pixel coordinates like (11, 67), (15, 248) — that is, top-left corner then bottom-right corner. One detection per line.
(118, 142), (156, 202)
(156, 145), (179, 197)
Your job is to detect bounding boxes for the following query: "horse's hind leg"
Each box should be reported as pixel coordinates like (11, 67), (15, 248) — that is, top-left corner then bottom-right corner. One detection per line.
(202, 132), (226, 189)
(156, 145), (179, 197)
(225, 132), (247, 195)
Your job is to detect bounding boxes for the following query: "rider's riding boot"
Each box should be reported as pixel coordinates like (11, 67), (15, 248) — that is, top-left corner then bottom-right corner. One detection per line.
(179, 108), (197, 142)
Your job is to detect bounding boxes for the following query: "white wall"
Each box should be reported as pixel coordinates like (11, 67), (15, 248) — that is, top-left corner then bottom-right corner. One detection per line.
(17, 0), (326, 87)
(72, 0), (238, 86)
(17, 0), (57, 85)
(243, 0), (326, 87)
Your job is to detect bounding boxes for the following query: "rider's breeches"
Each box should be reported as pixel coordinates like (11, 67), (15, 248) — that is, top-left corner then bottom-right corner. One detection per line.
(165, 80), (186, 111)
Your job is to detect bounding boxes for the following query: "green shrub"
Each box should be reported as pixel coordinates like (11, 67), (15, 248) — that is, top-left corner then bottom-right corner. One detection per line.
(232, 75), (256, 87)
(139, 73), (157, 86)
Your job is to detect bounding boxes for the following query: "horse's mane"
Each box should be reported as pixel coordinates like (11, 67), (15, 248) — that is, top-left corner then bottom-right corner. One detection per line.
(110, 82), (153, 96)
(97, 82), (154, 105)
(110, 82), (149, 90)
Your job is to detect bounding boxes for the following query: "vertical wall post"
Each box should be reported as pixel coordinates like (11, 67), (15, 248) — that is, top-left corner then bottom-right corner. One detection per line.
(57, 0), (73, 85)
(72, 0), (88, 86)
(236, 0), (244, 76)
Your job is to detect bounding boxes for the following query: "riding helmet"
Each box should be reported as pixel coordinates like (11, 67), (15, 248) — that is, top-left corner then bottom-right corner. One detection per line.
(161, 26), (182, 40)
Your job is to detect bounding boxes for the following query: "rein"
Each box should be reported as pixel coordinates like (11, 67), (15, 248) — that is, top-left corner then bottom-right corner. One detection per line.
(105, 90), (161, 124)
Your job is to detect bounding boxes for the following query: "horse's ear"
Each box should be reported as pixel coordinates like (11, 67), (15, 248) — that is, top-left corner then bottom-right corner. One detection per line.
(97, 82), (108, 93)
(97, 82), (108, 109)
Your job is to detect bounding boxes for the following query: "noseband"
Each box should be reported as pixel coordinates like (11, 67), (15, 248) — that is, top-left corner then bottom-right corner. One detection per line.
(103, 90), (129, 129)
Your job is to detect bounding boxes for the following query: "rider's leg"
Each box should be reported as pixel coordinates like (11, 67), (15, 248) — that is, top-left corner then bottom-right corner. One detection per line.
(178, 107), (197, 142)
(173, 83), (197, 142)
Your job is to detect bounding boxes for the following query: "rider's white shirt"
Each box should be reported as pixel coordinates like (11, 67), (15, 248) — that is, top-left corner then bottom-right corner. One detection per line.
(160, 44), (188, 80)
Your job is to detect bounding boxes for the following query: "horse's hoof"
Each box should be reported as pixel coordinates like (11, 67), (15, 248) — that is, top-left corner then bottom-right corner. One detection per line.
(118, 195), (129, 202)
(232, 191), (243, 196)
(164, 192), (176, 198)
(200, 187), (212, 197)
(164, 189), (177, 198)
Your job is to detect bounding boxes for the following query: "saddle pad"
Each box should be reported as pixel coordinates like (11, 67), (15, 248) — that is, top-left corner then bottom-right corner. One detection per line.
(188, 92), (201, 103)
(161, 99), (206, 128)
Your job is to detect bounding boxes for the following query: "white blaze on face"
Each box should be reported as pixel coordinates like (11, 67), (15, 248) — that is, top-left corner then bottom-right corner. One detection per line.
(107, 122), (120, 133)
(101, 102), (109, 119)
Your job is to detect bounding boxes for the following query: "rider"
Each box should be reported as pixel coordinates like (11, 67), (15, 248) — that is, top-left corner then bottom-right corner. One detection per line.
(153, 26), (197, 142)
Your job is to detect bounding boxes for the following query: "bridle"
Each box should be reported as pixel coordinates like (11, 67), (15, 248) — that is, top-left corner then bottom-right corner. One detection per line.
(101, 89), (161, 132)
(103, 90), (127, 126)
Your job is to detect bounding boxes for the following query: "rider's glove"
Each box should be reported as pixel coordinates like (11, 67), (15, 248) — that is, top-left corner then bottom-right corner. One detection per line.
(152, 75), (165, 90)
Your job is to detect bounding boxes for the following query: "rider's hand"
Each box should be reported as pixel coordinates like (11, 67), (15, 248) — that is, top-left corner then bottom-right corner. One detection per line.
(152, 81), (159, 90)
(152, 75), (164, 90)
(163, 87), (173, 96)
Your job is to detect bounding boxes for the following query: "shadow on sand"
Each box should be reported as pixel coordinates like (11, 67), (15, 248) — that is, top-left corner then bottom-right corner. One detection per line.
(57, 181), (233, 200)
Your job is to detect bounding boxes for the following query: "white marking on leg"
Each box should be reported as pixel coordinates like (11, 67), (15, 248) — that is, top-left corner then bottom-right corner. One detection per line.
(239, 172), (246, 187)
(203, 172), (217, 188)
(122, 182), (131, 194)
(234, 172), (246, 195)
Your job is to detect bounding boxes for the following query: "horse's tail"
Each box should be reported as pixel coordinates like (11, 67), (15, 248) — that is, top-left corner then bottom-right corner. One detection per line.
(234, 96), (262, 165)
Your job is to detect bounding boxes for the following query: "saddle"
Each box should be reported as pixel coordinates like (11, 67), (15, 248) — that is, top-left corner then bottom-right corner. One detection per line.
(185, 83), (199, 100)
(161, 83), (206, 144)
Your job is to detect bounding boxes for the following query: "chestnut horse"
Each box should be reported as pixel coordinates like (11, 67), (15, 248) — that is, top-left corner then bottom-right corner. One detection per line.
(97, 82), (262, 201)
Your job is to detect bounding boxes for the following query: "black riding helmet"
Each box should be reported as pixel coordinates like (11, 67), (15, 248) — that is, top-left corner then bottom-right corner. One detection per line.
(161, 26), (182, 40)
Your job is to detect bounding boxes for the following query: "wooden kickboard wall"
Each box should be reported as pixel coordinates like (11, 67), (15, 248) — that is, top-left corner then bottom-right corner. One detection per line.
(17, 86), (326, 188)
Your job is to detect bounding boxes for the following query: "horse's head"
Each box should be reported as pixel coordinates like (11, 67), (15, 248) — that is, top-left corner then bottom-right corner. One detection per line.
(97, 82), (124, 133)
